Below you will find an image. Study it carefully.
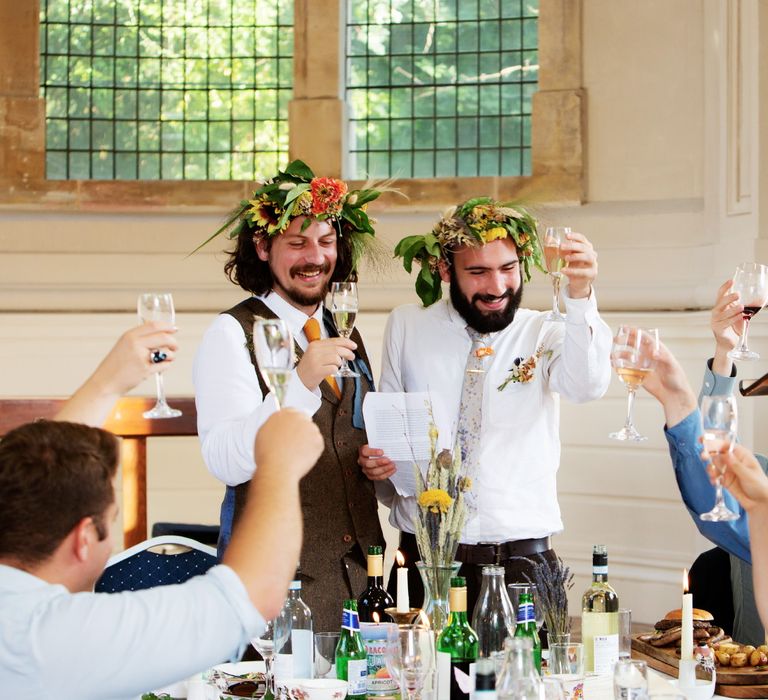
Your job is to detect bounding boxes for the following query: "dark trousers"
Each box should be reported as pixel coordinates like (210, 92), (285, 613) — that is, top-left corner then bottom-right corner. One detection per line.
(386, 531), (558, 621)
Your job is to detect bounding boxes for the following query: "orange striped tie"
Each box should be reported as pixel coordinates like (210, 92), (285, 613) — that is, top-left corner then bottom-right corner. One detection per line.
(303, 317), (342, 399)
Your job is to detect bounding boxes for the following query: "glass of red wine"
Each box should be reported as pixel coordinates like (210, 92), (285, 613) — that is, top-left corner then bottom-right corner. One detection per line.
(728, 262), (768, 361)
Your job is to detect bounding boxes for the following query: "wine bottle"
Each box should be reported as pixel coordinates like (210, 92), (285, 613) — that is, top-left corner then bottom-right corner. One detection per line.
(513, 591), (541, 674)
(581, 544), (619, 674)
(274, 576), (314, 682)
(474, 657), (497, 700)
(437, 576), (478, 700)
(471, 565), (515, 660)
(335, 599), (368, 700)
(357, 545), (394, 622)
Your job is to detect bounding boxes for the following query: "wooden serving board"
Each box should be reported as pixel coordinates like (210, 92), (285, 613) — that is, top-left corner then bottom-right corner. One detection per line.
(631, 634), (768, 698)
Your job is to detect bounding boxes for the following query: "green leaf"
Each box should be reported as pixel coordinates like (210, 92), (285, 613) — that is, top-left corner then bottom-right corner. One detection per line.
(415, 270), (442, 306)
(423, 232), (441, 257)
(282, 182), (310, 206)
(394, 234), (423, 258)
(401, 238), (427, 274)
(283, 159), (314, 180)
(351, 189), (381, 207)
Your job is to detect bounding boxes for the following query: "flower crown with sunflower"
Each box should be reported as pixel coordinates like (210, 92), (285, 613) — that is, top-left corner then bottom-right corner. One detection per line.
(394, 197), (544, 307)
(193, 160), (384, 273)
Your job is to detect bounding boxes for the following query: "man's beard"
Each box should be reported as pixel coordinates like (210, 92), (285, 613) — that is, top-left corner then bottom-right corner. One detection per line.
(275, 261), (332, 308)
(449, 268), (523, 333)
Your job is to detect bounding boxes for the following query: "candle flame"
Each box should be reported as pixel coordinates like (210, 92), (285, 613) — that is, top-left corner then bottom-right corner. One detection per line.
(683, 568), (689, 592)
(373, 611), (380, 623)
(396, 549), (405, 567)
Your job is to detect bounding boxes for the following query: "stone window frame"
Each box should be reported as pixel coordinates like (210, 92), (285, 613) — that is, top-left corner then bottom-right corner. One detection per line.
(0, 0), (584, 211)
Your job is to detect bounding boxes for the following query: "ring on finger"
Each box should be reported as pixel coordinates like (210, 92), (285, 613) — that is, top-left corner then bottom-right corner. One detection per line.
(150, 349), (167, 364)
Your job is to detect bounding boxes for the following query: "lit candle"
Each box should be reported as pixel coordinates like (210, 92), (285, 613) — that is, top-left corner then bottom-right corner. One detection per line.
(396, 550), (410, 613)
(681, 568), (694, 661)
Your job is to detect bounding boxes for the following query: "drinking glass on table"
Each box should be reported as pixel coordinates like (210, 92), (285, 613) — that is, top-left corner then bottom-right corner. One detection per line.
(699, 394), (740, 522)
(609, 326), (659, 442)
(251, 618), (276, 697)
(728, 262), (768, 361)
(253, 319), (294, 408)
(549, 642), (584, 700)
(385, 624), (434, 700)
(330, 281), (359, 378)
(613, 658), (648, 700)
(137, 292), (182, 419)
(543, 226), (569, 322)
(314, 632), (340, 679)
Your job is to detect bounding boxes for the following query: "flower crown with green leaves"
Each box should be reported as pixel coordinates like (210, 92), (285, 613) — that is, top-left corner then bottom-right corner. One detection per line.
(193, 160), (383, 273)
(394, 197), (544, 307)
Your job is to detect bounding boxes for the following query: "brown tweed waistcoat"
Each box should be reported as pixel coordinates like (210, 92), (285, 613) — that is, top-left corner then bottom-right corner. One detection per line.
(225, 297), (384, 632)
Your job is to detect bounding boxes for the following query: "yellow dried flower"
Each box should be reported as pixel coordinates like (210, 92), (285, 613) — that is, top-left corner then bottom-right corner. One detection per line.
(480, 226), (508, 243)
(418, 488), (454, 514)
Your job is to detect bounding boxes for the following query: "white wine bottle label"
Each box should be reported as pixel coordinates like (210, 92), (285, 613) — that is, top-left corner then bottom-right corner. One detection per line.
(347, 658), (368, 696)
(291, 629), (314, 678)
(593, 634), (619, 675)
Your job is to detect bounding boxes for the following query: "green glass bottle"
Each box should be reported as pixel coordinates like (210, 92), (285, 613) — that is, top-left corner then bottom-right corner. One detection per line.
(513, 591), (542, 674)
(436, 576), (479, 700)
(335, 599), (368, 700)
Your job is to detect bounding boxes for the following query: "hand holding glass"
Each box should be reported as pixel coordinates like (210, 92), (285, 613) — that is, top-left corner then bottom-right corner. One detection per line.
(330, 281), (359, 378)
(544, 226), (569, 322)
(609, 326), (659, 442)
(700, 394), (740, 522)
(253, 319), (294, 408)
(137, 293), (182, 419)
(728, 262), (768, 361)
(385, 625), (434, 700)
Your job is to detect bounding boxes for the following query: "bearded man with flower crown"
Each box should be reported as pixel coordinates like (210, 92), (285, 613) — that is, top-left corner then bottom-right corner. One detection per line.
(193, 160), (386, 632)
(357, 198), (613, 615)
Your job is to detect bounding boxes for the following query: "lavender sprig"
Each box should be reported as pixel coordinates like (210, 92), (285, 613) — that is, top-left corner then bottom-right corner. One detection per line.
(514, 554), (574, 639)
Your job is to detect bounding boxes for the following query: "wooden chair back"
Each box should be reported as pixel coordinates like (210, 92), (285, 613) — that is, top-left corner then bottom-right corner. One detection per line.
(0, 397), (197, 547)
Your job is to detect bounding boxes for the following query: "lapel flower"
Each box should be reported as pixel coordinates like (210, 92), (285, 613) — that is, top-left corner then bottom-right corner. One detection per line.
(497, 345), (553, 391)
(474, 346), (494, 359)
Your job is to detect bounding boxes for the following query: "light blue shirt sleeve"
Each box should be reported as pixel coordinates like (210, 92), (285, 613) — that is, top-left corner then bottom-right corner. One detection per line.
(24, 565), (264, 700)
(665, 407), (752, 564)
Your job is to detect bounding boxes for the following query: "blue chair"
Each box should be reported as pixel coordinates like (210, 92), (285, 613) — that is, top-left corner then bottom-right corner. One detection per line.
(95, 535), (218, 593)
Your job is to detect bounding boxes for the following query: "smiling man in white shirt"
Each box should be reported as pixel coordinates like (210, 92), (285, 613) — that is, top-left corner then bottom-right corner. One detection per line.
(359, 198), (612, 612)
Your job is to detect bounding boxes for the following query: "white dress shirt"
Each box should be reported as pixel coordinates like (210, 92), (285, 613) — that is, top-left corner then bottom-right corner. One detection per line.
(377, 293), (612, 543)
(0, 564), (264, 700)
(193, 293), (327, 486)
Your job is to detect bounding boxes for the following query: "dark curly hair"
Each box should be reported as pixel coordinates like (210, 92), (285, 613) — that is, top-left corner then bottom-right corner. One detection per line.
(223, 220), (358, 296)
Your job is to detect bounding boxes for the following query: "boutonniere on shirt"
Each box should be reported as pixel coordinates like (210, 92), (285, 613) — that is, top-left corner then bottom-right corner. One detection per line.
(474, 345), (494, 359)
(497, 345), (553, 391)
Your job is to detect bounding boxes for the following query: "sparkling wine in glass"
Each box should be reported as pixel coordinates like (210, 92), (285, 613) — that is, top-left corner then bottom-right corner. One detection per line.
(330, 281), (359, 378)
(544, 226), (569, 322)
(700, 394), (740, 522)
(251, 618), (275, 699)
(609, 326), (659, 442)
(137, 293), (182, 419)
(729, 262), (768, 361)
(253, 319), (294, 408)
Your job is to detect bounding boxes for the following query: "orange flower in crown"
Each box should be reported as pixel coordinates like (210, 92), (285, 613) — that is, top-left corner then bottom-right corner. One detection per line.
(311, 177), (348, 216)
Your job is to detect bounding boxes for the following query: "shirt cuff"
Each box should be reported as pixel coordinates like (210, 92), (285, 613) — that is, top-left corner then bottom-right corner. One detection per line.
(664, 408), (701, 448)
(207, 565), (266, 659)
(562, 289), (601, 327)
(701, 358), (737, 396)
(283, 371), (323, 414)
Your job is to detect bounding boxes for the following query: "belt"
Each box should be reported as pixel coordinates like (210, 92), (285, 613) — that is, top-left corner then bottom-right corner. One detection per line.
(455, 537), (552, 565)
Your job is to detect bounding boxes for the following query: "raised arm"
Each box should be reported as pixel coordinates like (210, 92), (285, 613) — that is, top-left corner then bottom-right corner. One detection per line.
(54, 322), (177, 427)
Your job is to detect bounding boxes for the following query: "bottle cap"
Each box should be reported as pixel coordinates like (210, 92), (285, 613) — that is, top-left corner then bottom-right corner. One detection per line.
(450, 576), (466, 588)
(368, 545), (383, 556)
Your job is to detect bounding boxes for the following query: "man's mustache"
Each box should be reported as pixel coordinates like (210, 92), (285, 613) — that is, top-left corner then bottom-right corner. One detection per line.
(290, 262), (331, 277)
(472, 288), (514, 305)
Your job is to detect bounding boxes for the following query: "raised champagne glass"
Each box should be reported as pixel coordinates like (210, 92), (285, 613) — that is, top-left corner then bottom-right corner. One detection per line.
(544, 226), (569, 322)
(137, 292), (182, 419)
(330, 281), (360, 378)
(253, 319), (294, 408)
(609, 326), (659, 442)
(700, 394), (740, 522)
(728, 262), (768, 361)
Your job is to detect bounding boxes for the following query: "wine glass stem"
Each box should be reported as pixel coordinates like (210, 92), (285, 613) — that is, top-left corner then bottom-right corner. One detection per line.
(154, 371), (169, 407)
(264, 655), (274, 694)
(551, 274), (561, 315)
(624, 388), (637, 430)
(713, 476), (727, 507)
(738, 319), (751, 352)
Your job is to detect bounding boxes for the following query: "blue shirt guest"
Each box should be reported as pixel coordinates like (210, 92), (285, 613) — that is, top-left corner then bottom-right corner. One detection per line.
(643, 279), (763, 644)
(0, 402), (322, 698)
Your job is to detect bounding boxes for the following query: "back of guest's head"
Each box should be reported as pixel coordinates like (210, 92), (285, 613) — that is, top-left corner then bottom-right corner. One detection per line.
(0, 420), (119, 566)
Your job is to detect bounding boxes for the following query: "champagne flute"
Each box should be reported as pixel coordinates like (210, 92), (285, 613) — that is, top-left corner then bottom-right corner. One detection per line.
(251, 618), (276, 699)
(608, 326), (659, 442)
(253, 319), (294, 408)
(137, 293), (182, 419)
(330, 281), (360, 378)
(543, 226), (569, 322)
(385, 625), (434, 700)
(700, 394), (740, 522)
(728, 262), (768, 361)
